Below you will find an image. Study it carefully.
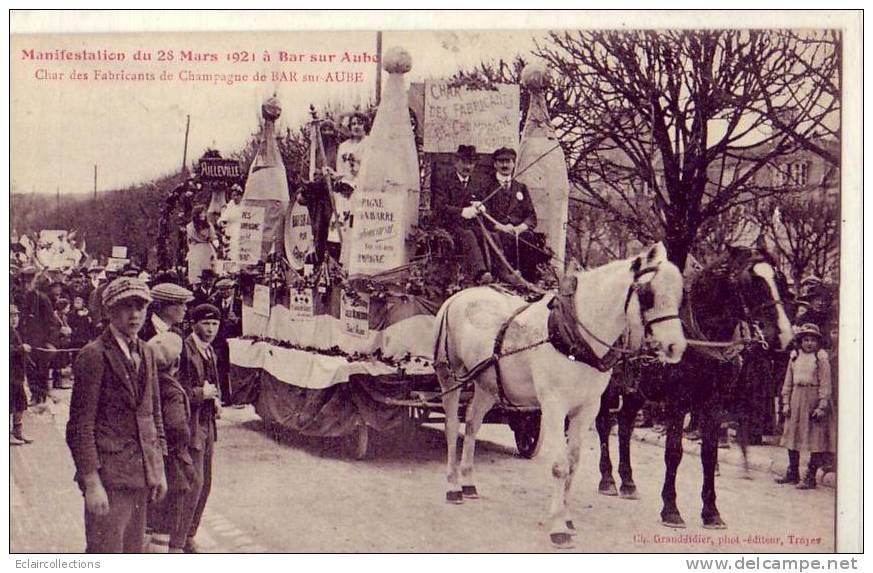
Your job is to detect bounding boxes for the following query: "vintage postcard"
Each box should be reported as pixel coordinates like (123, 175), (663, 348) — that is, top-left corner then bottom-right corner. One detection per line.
(6, 10), (862, 557)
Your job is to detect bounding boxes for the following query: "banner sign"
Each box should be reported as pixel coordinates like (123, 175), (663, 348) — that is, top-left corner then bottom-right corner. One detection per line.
(347, 192), (405, 275)
(237, 205), (266, 265)
(288, 288), (315, 322)
(423, 81), (520, 154)
(252, 284), (271, 317)
(105, 257), (129, 272)
(216, 259), (238, 275)
(199, 158), (242, 181)
(341, 291), (369, 338)
(285, 201), (313, 271)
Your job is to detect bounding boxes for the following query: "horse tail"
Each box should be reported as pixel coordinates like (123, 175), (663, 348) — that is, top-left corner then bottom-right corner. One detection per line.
(433, 290), (468, 369)
(433, 297), (453, 367)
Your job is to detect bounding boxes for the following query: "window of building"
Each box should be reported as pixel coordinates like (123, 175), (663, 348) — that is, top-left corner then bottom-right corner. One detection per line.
(789, 161), (809, 187)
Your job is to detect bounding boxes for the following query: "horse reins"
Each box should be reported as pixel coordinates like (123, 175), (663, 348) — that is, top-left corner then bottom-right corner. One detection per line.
(434, 262), (681, 406)
(683, 259), (779, 356)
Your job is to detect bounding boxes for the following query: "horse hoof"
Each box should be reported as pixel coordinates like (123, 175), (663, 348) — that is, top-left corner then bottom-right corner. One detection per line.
(445, 490), (464, 504)
(660, 513), (686, 529)
(619, 487), (639, 500)
(461, 485), (479, 499)
(550, 532), (575, 549)
(703, 515), (727, 530)
(598, 482), (618, 496)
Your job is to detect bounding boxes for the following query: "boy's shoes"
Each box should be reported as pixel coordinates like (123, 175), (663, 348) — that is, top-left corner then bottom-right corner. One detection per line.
(796, 476), (817, 490)
(10, 435), (25, 446)
(775, 473), (800, 485)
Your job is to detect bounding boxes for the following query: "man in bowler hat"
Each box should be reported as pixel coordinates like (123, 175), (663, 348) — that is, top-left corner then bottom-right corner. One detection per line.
(432, 144), (495, 284)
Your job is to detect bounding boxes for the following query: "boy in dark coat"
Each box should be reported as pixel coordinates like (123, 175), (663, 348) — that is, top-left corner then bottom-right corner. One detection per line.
(177, 303), (222, 553)
(66, 277), (167, 553)
(146, 331), (195, 553)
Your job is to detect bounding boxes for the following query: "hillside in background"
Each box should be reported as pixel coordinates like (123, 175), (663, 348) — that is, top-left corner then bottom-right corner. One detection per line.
(11, 172), (185, 269)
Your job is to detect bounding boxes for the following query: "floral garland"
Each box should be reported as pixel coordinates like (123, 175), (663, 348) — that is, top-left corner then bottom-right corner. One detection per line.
(238, 334), (433, 371)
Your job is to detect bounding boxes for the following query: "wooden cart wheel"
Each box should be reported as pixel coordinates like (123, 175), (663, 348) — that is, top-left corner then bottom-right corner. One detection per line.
(343, 424), (372, 460)
(512, 412), (542, 459)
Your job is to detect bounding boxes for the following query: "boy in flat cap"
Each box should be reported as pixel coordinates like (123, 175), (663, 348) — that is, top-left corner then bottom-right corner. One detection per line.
(140, 283), (194, 342)
(66, 277), (167, 553)
(178, 303), (222, 552)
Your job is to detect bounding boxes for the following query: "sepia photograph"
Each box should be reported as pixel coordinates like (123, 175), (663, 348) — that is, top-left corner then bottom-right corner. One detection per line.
(6, 10), (863, 557)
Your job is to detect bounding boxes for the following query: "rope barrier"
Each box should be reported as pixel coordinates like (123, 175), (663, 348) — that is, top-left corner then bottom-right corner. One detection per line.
(28, 346), (82, 354)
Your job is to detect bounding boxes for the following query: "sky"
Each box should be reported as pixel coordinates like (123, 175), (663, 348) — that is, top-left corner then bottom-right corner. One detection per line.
(11, 29), (541, 195)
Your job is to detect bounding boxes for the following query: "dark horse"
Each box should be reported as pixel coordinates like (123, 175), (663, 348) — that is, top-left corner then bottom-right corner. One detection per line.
(594, 246), (794, 528)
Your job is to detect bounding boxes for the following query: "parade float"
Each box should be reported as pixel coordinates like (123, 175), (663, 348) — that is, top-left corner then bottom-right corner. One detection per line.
(225, 51), (571, 458)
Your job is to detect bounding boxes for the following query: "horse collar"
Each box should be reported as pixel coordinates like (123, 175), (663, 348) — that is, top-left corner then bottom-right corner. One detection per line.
(547, 285), (622, 373)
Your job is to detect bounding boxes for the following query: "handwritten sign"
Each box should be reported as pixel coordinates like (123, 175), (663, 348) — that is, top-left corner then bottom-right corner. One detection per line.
(105, 257), (129, 272)
(341, 291), (369, 338)
(423, 81), (520, 154)
(216, 259), (238, 275)
(252, 284), (271, 317)
(285, 201), (313, 271)
(347, 191), (405, 275)
(237, 205), (265, 265)
(288, 288), (314, 322)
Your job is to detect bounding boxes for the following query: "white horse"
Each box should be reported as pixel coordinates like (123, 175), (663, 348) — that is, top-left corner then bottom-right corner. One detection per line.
(432, 243), (687, 548)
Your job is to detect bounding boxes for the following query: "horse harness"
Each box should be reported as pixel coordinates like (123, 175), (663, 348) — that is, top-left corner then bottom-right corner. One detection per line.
(450, 264), (679, 408)
(683, 256), (776, 364)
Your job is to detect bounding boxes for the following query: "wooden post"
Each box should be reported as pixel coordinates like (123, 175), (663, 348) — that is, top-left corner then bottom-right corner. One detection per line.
(181, 114), (191, 173)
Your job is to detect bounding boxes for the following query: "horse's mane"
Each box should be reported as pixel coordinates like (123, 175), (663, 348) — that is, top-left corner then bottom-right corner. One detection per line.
(686, 248), (756, 341)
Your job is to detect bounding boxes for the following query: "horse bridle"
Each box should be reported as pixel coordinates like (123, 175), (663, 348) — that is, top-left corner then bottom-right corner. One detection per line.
(624, 266), (682, 335)
(730, 259), (786, 350)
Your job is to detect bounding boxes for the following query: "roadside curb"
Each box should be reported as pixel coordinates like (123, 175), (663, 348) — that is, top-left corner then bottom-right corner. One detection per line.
(630, 428), (836, 489)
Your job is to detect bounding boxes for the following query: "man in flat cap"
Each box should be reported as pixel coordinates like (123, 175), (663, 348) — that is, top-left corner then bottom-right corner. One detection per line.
(140, 283), (194, 342)
(210, 278), (241, 404)
(432, 144), (495, 284)
(481, 146), (540, 282)
(178, 303), (222, 552)
(15, 266), (61, 405)
(66, 277), (167, 553)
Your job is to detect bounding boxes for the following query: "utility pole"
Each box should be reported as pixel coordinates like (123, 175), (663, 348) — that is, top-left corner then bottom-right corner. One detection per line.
(93, 164), (97, 200)
(181, 114), (191, 174)
(375, 31), (383, 105)
(56, 187), (61, 227)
